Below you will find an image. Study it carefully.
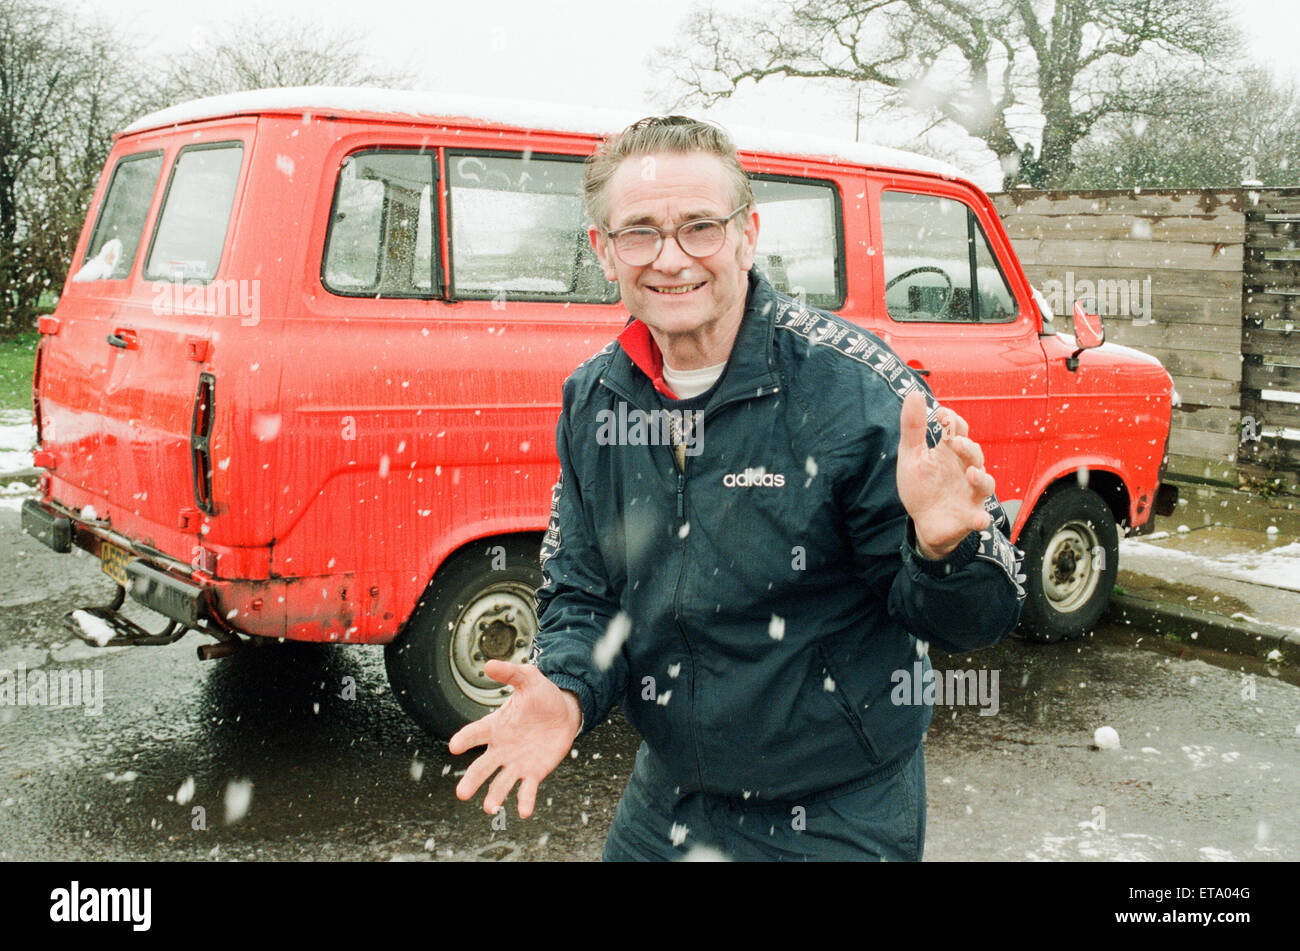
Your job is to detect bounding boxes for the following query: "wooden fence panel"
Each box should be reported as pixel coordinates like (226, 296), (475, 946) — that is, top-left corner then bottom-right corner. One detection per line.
(1241, 190), (1300, 485)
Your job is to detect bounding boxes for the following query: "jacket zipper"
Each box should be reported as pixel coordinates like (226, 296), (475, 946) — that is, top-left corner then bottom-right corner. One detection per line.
(599, 376), (782, 790)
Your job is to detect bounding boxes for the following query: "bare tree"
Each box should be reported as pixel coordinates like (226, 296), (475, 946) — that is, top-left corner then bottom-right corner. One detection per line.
(143, 16), (415, 111)
(0, 4), (416, 336)
(655, 0), (1238, 187)
(0, 0), (147, 335)
(1070, 67), (1300, 188)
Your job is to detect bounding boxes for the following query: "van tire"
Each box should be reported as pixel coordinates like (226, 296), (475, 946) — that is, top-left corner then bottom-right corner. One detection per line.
(1016, 485), (1118, 643)
(385, 538), (542, 740)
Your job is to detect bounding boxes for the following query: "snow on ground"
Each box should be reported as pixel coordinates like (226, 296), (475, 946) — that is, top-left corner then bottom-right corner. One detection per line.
(0, 409), (37, 511)
(1121, 537), (1300, 594)
(0, 410), (34, 476)
(0, 481), (33, 512)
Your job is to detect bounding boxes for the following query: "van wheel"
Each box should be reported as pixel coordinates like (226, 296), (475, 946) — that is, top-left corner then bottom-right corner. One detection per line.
(1017, 486), (1118, 643)
(385, 538), (542, 740)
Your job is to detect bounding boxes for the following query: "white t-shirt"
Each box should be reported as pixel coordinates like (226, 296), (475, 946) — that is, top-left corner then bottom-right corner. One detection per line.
(662, 360), (726, 399)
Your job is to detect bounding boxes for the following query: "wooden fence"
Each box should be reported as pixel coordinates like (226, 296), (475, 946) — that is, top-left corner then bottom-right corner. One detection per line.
(991, 187), (1300, 490)
(1240, 190), (1300, 484)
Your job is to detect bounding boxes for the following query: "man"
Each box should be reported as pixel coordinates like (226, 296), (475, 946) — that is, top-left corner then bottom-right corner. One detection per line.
(449, 115), (1024, 860)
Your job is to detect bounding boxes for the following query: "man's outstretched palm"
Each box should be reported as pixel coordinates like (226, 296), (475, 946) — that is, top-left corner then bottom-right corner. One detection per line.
(447, 660), (581, 818)
(897, 390), (994, 558)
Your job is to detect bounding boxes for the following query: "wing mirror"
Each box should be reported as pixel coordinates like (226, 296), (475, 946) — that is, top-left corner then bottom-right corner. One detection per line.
(1067, 300), (1104, 371)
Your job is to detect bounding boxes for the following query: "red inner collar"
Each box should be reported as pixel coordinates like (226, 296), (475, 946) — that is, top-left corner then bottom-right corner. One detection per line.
(617, 320), (680, 400)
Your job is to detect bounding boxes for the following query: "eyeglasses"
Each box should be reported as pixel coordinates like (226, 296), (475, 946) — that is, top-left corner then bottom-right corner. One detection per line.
(605, 205), (748, 266)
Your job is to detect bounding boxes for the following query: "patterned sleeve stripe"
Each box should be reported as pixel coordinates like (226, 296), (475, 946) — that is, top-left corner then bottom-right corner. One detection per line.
(974, 526), (1027, 601)
(532, 470), (566, 644)
(775, 294), (1026, 600)
(773, 298), (945, 448)
(984, 494), (1011, 532)
(539, 469), (564, 571)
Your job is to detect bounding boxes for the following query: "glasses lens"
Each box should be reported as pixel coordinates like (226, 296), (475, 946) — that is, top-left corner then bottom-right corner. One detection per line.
(678, 220), (725, 257)
(613, 229), (661, 265)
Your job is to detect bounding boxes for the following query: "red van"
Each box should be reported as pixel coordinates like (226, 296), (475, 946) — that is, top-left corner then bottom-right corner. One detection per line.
(22, 89), (1176, 738)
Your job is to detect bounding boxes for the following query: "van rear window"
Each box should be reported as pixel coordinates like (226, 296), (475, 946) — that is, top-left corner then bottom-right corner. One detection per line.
(323, 151), (438, 297)
(447, 152), (618, 304)
(144, 143), (244, 282)
(81, 151), (164, 281)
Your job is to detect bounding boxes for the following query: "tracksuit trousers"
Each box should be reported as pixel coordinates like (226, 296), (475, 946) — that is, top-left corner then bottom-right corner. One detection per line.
(602, 740), (926, 862)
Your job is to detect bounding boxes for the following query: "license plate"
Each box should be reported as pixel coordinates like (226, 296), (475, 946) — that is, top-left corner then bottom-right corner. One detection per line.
(100, 541), (131, 586)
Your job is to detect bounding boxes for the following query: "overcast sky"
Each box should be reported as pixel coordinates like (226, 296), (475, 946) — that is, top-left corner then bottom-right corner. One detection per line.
(103, 0), (1299, 189)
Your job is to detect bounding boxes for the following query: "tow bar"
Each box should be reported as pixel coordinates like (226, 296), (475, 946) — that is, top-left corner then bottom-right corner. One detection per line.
(65, 583), (244, 660)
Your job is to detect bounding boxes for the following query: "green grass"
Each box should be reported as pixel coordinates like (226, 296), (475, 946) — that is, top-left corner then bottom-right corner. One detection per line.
(0, 330), (39, 413)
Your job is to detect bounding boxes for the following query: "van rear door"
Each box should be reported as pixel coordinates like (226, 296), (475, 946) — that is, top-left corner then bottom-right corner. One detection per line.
(38, 125), (251, 557)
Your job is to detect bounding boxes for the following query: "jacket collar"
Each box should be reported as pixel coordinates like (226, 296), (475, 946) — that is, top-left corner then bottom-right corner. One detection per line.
(605, 269), (781, 408)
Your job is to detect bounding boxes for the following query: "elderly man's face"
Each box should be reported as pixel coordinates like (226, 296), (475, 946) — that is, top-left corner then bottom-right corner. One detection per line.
(591, 151), (758, 350)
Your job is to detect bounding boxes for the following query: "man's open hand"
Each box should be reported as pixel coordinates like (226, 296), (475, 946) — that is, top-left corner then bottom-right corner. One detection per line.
(896, 390), (994, 558)
(447, 660), (581, 818)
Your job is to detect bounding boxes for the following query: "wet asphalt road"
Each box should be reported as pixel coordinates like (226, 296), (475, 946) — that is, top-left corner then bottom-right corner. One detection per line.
(1, 509), (1298, 861)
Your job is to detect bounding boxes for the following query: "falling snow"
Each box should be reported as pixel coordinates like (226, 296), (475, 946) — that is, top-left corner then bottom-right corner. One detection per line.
(224, 779), (253, 824)
(592, 612), (631, 671)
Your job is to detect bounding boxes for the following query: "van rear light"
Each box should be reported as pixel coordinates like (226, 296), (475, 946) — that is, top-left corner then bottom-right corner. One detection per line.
(191, 373), (216, 515)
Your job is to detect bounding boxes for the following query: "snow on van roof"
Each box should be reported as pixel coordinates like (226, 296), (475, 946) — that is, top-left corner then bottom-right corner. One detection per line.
(123, 86), (966, 180)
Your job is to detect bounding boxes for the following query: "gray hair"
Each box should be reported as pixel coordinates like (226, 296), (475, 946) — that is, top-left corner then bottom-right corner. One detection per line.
(583, 115), (755, 230)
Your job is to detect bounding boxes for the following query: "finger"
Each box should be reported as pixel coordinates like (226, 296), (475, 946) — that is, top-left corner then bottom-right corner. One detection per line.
(967, 467), (996, 502)
(938, 407), (970, 439)
(899, 390), (929, 456)
(517, 776), (540, 819)
(948, 434), (984, 470)
(482, 659), (535, 690)
(455, 750), (502, 802)
(483, 767), (521, 815)
(935, 406), (959, 440)
(448, 716), (491, 755)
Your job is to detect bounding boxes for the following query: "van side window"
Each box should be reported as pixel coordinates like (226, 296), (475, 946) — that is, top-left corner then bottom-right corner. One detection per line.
(144, 143), (244, 283)
(447, 152), (618, 304)
(323, 151), (438, 297)
(81, 151), (164, 280)
(880, 190), (1016, 323)
(751, 176), (844, 310)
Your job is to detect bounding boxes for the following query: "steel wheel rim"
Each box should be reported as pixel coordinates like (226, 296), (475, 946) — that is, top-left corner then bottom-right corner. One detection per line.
(1041, 520), (1103, 613)
(448, 582), (537, 706)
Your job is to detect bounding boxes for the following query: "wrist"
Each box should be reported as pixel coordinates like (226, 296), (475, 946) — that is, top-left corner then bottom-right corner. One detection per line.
(559, 688), (583, 736)
(905, 517), (979, 571)
(915, 533), (959, 560)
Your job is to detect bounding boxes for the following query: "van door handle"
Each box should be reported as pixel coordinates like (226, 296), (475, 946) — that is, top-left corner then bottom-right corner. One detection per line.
(107, 328), (139, 350)
(906, 361), (930, 377)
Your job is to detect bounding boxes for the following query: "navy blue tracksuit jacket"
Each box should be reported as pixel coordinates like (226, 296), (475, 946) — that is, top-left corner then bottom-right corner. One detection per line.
(533, 269), (1024, 804)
